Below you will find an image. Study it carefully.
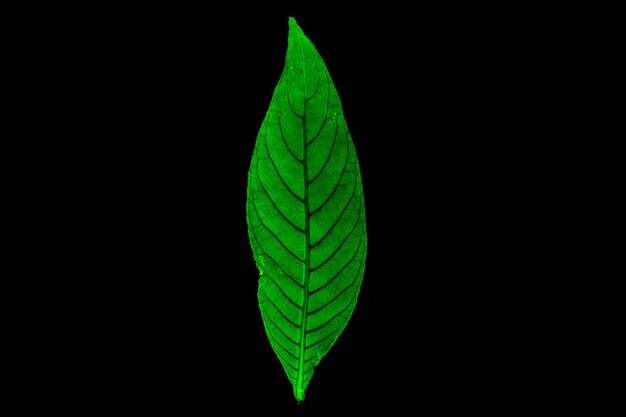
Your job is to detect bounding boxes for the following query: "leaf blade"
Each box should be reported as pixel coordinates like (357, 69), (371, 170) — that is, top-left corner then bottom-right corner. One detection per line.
(247, 17), (367, 401)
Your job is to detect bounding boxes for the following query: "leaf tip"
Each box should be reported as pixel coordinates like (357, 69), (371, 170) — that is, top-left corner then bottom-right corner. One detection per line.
(287, 16), (303, 34)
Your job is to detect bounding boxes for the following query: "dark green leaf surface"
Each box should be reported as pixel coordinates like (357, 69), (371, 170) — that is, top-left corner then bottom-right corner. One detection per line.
(246, 17), (367, 401)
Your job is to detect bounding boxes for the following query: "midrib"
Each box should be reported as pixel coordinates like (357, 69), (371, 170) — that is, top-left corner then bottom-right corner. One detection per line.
(296, 31), (310, 401)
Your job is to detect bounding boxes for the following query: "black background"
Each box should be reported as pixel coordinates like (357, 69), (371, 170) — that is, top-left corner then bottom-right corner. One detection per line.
(83, 2), (623, 416)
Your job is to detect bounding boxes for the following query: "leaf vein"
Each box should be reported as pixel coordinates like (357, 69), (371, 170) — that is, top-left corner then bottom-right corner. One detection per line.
(264, 274), (303, 311)
(311, 172), (360, 249)
(309, 194), (362, 271)
(309, 131), (351, 216)
(263, 129), (305, 202)
(309, 231), (365, 295)
(250, 233), (304, 289)
(304, 53), (321, 103)
(268, 331), (299, 362)
(260, 290), (302, 329)
(285, 76), (305, 120)
(251, 199), (305, 263)
(308, 249), (365, 315)
(262, 309), (300, 346)
(305, 286), (360, 335)
(307, 120), (338, 185)
(254, 162), (306, 235)
(306, 68), (332, 146)
(305, 328), (340, 350)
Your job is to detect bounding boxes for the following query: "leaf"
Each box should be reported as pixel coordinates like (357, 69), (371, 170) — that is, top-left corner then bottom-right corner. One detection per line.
(246, 17), (367, 401)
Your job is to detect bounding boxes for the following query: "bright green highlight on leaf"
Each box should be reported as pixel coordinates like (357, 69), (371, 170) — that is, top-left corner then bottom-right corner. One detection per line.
(246, 17), (367, 401)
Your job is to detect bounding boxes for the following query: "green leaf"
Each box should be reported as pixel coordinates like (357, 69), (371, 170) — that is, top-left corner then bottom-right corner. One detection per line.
(246, 17), (367, 401)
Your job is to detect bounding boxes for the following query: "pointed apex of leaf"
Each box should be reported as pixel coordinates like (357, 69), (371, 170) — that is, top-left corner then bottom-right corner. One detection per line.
(287, 17), (305, 42)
